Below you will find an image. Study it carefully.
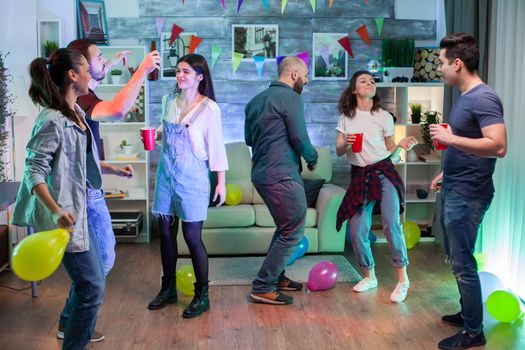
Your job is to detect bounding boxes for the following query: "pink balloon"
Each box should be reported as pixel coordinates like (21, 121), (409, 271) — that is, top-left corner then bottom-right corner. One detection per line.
(307, 261), (339, 291)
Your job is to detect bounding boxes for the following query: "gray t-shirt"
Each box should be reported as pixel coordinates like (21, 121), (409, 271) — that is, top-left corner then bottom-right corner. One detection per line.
(442, 84), (504, 198)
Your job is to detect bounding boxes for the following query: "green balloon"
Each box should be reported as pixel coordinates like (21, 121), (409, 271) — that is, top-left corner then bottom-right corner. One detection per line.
(486, 290), (522, 323)
(402, 221), (421, 249)
(225, 184), (243, 206)
(474, 252), (487, 271)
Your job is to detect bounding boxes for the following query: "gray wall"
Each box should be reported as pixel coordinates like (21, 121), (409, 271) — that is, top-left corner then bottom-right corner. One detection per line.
(107, 0), (436, 189)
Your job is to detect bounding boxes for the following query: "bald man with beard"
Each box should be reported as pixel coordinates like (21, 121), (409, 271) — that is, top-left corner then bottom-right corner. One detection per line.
(244, 57), (318, 305)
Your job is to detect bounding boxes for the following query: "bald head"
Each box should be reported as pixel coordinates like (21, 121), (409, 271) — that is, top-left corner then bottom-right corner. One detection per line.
(278, 56), (307, 77)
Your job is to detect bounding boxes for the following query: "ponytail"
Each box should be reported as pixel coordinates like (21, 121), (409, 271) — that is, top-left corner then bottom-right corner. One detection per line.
(28, 48), (84, 122)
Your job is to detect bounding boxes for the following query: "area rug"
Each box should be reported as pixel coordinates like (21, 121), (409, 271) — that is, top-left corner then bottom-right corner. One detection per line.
(178, 255), (361, 286)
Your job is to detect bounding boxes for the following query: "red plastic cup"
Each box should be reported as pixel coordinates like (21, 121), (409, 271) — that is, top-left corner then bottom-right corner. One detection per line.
(433, 124), (449, 151)
(351, 133), (364, 153)
(140, 127), (156, 151)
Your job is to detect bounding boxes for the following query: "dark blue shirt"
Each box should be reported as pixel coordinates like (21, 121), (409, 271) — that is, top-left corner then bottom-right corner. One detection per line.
(77, 89), (103, 159)
(245, 81), (318, 185)
(443, 84), (504, 198)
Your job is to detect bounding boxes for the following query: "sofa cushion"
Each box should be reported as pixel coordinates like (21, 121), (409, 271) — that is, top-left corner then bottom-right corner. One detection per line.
(253, 204), (318, 227)
(204, 204), (255, 228)
(303, 178), (325, 207)
(225, 142), (253, 203)
(301, 146), (332, 182)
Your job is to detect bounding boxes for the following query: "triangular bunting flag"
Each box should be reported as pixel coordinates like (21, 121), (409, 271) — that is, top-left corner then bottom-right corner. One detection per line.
(221, 0), (225, 9)
(337, 36), (354, 58)
(169, 24), (184, 46)
(375, 18), (384, 37)
(189, 35), (202, 54)
(330, 0), (334, 8)
(309, 0), (316, 13)
(296, 51), (309, 66)
(319, 45), (330, 66)
(276, 55), (286, 67)
(356, 24), (372, 47)
(237, 0), (244, 12)
(196, 0), (201, 8)
(282, 0), (288, 14)
(364, 0), (368, 4)
(233, 52), (244, 74)
(262, 0), (269, 12)
(211, 45), (222, 69)
(253, 55), (265, 79)
(155, 17), (165, 38)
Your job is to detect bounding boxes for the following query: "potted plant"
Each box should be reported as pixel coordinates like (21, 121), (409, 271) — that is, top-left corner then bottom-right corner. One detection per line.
(43, 40), (58, 58)
(381, 39), (415, 80)
(420, 110), (442, 152)
(110, 69), (123, 84)
(119, 139), (133, 154)
(0, 52), (13, 182)
(409, 103), (422, 124)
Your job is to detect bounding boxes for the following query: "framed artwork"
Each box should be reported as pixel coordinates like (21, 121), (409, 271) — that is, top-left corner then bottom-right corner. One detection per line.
(76, 0), (109, 45)
(312, 33), (348, 80)
(160, 32), (197, 80)
(232, 24), (278, 60)
(413, 48), (443, 81)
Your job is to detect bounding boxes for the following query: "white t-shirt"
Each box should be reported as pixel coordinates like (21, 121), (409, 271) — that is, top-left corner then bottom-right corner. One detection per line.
(336, 108), (394, 167)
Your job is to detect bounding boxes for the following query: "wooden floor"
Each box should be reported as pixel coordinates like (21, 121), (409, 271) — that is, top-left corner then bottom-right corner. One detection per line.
(0, 240), (523, 350)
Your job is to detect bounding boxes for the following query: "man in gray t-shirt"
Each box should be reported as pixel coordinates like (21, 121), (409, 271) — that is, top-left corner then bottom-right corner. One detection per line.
(430, 33), (507, 350)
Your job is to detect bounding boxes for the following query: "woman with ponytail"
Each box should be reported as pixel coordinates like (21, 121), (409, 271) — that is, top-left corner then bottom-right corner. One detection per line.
(11, 48), (107, 349)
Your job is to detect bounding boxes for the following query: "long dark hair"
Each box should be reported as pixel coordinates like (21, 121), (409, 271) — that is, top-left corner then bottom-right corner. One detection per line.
(175, 54), (215, 101)
(338, 70), (381, 118)
(28, 48), (84, 122)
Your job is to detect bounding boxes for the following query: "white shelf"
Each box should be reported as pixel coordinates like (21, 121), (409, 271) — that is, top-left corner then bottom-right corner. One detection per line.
(100, 122), (146, 126)
(105, 160), (146, 164)
(377, 82), (444, 88)
(405, 192), (437, 203)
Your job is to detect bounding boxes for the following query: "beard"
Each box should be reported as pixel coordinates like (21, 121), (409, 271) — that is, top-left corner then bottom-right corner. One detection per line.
(90, 65), (106, 82)
(293, 77), (304, 95)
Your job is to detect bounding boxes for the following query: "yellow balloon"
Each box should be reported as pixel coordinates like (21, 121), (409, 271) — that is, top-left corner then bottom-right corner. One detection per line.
(176, 264), (196, 296)
(11, 228), (70, 281)
(402, 221), (421, 249)
(225, 184), (243, 206)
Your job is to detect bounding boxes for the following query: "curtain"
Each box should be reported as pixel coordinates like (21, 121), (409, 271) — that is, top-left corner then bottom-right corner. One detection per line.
(443, 0), (493, 116)
(481, 0), (525, 299)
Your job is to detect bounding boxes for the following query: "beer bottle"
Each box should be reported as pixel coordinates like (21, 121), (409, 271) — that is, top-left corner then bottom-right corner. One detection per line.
(148, 40), (159, 81)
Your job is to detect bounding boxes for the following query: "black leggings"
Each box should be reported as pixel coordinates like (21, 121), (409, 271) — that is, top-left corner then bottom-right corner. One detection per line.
(159, 216), (208, 286)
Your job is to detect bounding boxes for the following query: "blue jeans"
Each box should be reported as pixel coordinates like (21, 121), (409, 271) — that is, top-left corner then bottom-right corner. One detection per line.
(441, 188), (493, 335)
(87, 188), (115, 276)
(252, 180), (306, 293)
(60, 228), (105, 349)
(349, 173), (408, 270)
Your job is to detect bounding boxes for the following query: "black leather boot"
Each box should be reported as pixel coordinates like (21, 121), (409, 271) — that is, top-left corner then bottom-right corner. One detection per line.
(182, 283), (209, 318)
(147, 277), (177, 310)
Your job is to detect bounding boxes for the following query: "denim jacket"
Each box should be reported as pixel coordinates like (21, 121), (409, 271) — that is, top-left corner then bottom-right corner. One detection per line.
(11, 105), (102, 253)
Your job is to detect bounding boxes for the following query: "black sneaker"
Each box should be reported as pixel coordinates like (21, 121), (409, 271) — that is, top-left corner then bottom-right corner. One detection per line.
(56, 324), (105, 343)
(438, 330), (486, 350)
(442, 312), (465, 327)
(277, 276), (303, 291)
(249, 291), (293, 305)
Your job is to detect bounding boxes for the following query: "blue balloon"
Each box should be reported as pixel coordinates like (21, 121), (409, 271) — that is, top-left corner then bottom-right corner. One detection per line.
(287, 236), (309, 266)
(479, 271), (506, 303)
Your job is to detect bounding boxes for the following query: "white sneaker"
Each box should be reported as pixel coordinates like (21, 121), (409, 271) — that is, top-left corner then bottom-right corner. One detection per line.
(352, 277), (378, 292)
(390, 281), (410, 303)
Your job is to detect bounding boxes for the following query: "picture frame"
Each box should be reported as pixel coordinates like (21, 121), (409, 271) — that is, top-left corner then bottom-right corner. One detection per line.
(312, 33), (348, 80)
(160, 31), (198, 80)
(232, 24), (278, 60)
(76, 0), (109, 45)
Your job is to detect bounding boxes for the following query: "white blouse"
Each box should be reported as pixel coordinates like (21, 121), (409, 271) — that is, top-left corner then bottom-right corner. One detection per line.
(157, 93), (229, 172)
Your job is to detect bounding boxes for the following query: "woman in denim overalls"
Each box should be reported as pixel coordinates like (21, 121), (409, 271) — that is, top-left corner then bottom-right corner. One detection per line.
(148, 54), (228, 318)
